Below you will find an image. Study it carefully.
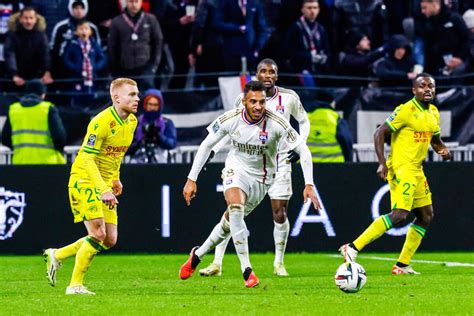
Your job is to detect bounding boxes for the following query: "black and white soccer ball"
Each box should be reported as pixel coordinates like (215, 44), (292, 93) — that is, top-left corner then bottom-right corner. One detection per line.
(334, 262), (367, 293)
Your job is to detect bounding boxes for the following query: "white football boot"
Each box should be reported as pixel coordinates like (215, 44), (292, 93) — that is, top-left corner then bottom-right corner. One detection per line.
(43, 248), (62, 286)
(199, 263), (222, 276)
(339, 244), (358, 262)
(273, 263), (290, 277)
(66, 285), (96, 295)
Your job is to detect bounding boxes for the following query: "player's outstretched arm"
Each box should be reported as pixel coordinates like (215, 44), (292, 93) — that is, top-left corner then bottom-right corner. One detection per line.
(373, 123), (391, 180)
(431, 134), (452, 161)
(293, 142), (321, 210)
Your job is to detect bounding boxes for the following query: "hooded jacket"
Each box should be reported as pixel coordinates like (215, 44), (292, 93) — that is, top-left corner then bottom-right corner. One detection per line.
(4, 11), (50, 78)
(374, 34), (415, 86)
(132, 89), (177, 151)
(50, 0), (101, 66)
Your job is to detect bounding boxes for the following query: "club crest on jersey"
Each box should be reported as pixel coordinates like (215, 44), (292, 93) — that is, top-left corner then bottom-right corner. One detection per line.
(259, 130), (268, 143)
(0, 187), (26, 240)
(276, 104), (285, 114)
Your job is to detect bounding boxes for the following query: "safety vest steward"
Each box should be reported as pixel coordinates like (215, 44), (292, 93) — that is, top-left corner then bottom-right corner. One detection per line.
(307, 108), (344, 162)
(9, 101), (66, 164)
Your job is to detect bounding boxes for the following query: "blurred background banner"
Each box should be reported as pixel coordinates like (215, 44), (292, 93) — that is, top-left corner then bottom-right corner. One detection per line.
(0, 163), (472, 254)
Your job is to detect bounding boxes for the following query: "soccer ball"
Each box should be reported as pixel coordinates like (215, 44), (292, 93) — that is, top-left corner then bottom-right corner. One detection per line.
(334, 262), (367, 293)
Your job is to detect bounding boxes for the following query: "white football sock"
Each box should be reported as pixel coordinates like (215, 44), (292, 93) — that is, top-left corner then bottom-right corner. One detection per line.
(274, 218), (290, 266)
(195, 213), (230, 259)
(229, 204), (251, 272)
(212, 235), (231, 266)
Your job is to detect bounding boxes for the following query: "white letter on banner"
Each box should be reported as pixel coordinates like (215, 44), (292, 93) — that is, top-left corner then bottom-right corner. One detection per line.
(371, 184), (409, 236)
(162, 185), (170, 237)
(291, 185), (335, 237)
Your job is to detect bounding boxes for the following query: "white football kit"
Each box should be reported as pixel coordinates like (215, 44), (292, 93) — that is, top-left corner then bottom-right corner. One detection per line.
(188, 108), (314, 216)
(231, 87), (310, 200)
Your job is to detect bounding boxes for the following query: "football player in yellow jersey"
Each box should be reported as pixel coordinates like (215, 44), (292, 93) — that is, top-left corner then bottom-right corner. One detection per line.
(43, 78), (139, 295)
(339, 73), (452, 275)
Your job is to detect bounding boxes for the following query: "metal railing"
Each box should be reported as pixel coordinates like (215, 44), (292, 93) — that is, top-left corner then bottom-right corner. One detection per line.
(1, 143), (472, 165)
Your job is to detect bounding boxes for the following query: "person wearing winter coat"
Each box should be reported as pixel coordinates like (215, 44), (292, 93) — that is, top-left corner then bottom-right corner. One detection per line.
(62, 19), (107, 107)
(129, 89), (177, 163)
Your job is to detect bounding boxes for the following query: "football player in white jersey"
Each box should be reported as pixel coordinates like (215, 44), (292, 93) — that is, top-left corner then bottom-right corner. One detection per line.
(199, 59), (310, 277)
(179, 81), (319, 288)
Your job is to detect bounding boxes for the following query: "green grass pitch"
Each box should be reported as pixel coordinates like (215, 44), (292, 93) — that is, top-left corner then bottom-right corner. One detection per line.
(1, 252), (473, 315)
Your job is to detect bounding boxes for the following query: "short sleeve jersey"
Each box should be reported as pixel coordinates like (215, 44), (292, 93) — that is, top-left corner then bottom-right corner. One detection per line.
(385, 98), (440, 170)
(207, 108), (302, 184)
(69, 106), (137, 190)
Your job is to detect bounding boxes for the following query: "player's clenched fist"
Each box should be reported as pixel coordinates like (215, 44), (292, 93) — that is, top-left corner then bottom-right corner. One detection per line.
(112, 180), (123, 196)
(101, 191), (118, 208)
(183, 179), (197, 206)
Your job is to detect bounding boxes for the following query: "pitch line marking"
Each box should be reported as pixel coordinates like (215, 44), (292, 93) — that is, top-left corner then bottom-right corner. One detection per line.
(327, 255), (474, 267)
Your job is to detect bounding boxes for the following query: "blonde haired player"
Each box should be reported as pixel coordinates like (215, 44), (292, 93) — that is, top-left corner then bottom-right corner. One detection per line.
(43, 78), (139, 295)
(340, 73), (451, 274)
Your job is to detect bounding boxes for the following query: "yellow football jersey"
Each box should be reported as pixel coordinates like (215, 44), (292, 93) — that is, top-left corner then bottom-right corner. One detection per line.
(385, 97), (440, 170)
(69, 106), (137, 193)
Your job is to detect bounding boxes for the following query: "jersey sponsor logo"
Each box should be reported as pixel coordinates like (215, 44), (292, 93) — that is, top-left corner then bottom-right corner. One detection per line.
(105, 145), (129, 157)
(231, 140), (267, 155)
(413, 131), (433, 143)
(212, 121), (220, 133)
(0, 187), (26, 240)
(87, 134), (97, 146)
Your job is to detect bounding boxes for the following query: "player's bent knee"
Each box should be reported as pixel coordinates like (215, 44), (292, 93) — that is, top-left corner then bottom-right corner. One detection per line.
(272, 208), (287, 224)
(389, 209), (409, 226)
(103, 236), (117, 248)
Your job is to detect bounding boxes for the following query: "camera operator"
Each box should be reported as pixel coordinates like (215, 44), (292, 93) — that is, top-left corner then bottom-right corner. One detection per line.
(129, 89), (177, 163)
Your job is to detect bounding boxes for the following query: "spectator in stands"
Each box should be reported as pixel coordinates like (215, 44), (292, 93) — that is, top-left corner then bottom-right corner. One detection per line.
(214, 0), (269, 72)
(333, 0), (389, 55)
(0, 1), (25, 77)
(87, 0), (121, 44)
(414, 0), (470, 76)
(338, 30), (385, 82)
(188, 0), (223, 88)
(161, 0), (199, 89)
(306, 90), (353, 162)
(4, 7), (53, 88)
(129, 88), (177, 163)
(462, 9), (474, 83)
(50, 0), (101, 80)
(62, 20), (107, 108)
(285, 0), (331, 85)
(374, 34), (416, 86)
(108, 0), (163, 91)
(31, 0), (69, 37)
(1, 80), (66, 164)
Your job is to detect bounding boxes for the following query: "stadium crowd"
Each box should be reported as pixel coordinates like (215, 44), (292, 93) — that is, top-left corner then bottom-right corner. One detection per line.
(0, 0), (473, 96)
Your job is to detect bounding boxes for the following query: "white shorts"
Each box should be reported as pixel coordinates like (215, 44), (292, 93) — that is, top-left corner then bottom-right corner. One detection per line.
(268, 170), (292, 200)
(221, 167), (270, 216)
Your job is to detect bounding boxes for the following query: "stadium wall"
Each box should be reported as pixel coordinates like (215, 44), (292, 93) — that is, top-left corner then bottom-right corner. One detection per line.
(0, 163), (472, 254)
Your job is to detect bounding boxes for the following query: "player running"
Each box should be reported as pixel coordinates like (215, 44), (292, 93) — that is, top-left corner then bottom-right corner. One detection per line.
(339, 73), (451, 274)
(199, 58), (310, 277)
(179, 80), (320, 288)
(43, 78), (139, 294)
